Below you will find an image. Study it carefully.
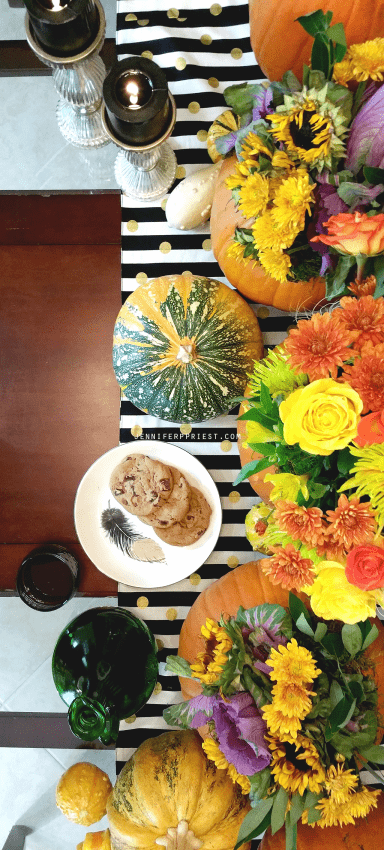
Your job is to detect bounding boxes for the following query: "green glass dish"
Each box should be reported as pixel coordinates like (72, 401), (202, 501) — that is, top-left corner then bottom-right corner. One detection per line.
(52, 606), (158, 745)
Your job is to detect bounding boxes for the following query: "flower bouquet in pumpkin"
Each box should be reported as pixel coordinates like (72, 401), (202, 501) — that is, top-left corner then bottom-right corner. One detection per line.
(237, 293), (384, 625)
(164, 595), (384, 850)
(209, 8), (384, 308)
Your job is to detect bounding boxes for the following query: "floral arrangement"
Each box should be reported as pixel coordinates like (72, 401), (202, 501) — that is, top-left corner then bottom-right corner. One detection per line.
(215, 9), (384, 298)
(238, 293), (384, 624)
(164, 596), (383, 850)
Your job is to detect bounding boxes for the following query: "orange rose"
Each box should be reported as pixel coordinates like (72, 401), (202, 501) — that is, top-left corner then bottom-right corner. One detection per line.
(346, 544), (384, 590)
(311, 211), (384, 256)
(355, 410), (384, 446)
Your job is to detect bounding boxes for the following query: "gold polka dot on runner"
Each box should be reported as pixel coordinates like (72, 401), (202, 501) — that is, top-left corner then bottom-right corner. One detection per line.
(137, 18), (149, 26)
(166, 607), (177, 620)
(153, 682), (162, 695)
(156, 638), (164, 651)
(202, 239), (211, 251)
(131, 424), (143, 438)
(201, 34), (212, 45)
(189, 573), (201, 586)
(188, 101), (200, 114)
(141, 50), (153, 60)
(221, 439), (232, 452)
(231, 47), (243, 60)
(125, 13), (137, 21)
(136, 272), (148, 284)
(176, 57), (187, 70)
(137, 596), (149, 608)
(182, 270), (192, 277)
(228, 490), (240, 503)
(208, 77), (219, 88)
(126, 219), (138, 233)
(176, 165), (186, 179)
(180, 423), (192, 434)
(160, 241), (172, 254)
(167, 7), (179, 17)
(257, 306), (270, 319)
(124, 714), (137, 723)
(210, 3), (222, 14)
(197, 129), (208, 142)
(161, 198), (168, 211)
(227, 555), (239, 569)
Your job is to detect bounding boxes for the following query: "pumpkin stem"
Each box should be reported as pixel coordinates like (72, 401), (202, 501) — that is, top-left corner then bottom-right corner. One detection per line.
(176, 341), (196, 364)
(155, 820), (203, 850)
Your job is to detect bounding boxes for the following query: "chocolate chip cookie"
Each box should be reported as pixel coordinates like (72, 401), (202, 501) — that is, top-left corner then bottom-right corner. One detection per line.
(110, 455), (173, 516)
(155, 487), (211, 546)
(142, 467), (191, 528)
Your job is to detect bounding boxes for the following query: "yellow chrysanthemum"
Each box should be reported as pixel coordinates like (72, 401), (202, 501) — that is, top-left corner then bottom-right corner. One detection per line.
(226, 240), (251, 265)
(202, 737), (251, 794)
(314, 786), (381, 827)
(334, 38), (384, 83)
(324, 762), (359, 803)
(339, 442), (384, 531)
(258, 248), (292, 283)
(347, 786), (381, 817)
(238, 172), (270, 219)
(240, 130), (272, 162)
(271, 171), (314, 232)
(248, 345), (307, 400)
(267, 638), (321, 685)
(268, 734), (326, 795)
(190, 618), (232, 684)
(261, 703), (303, 738)
(252, 211), (295, 252)
(271, 680), (314, 719)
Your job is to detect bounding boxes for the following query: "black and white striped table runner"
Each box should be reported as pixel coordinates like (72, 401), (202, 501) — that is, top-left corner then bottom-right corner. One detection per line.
(115, 1), (295, 843)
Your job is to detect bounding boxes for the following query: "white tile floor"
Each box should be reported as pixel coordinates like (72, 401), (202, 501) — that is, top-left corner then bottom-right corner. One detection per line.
(0, 595), (118, 849)
(1, 0), (120, 192)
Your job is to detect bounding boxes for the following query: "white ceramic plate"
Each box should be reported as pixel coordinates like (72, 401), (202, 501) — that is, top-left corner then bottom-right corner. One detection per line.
(74, 441), (222, 588)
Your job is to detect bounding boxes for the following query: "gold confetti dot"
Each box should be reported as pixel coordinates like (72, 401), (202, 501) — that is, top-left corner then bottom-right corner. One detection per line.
(231, 47), (243, 60)
(125, 13), (137, 21)
(228, 490), (240, 503)
(137, 18), (149, 26)
(227, 555), (239, 569)
(197, 129), (208, 142)
(156, 638), (164, 651)
(176, 57), (187, 70)
(208, 76), (219, 88)
(287, 323), (297, 331)
(180, 423), (192, 434)
(182, 270), (192, 276)
(124, 714), (137, 723)
(189, 573), (201, 586)
(201, 34), (212, 45)
(131, 424), (143, 438)
(188, 101), (200, 114)
(166, 607), (177, 620)
(159, 241), (172, 254)
(141, 50), (153, 60)
(202, 238), (211, 251)
(136, 271), (147, 284)
(153, 682), (162, 695)
(126, 219), (138, 233)
(167, 7), (179, 17)
(210, 3), (222, 14)
(257, 306), (270, 319)
(137, 596), (149, 608)
(221, 439), (232, 452)
(161, 198), (168, 211)
(176, 165), (186, 179)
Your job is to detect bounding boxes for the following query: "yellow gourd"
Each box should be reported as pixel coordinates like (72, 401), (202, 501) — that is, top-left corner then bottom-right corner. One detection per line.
(77, 829), (111, 850)
(56, 762), (112, 826)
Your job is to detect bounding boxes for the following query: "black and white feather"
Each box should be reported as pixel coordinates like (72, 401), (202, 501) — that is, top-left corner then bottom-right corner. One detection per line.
(101, 504), (166, 563)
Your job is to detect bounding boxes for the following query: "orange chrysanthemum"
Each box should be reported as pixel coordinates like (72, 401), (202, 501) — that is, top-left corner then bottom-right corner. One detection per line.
(262, 543), (315, 590)
(348, 275), (377, 297)
(325, 494), (377, 551)
(343, 342), (384, 413)
(315, 529), (345, 561)
(273, 501), (325, 547)
(334, 295), (384, 352)
(284, 312), (354, 381)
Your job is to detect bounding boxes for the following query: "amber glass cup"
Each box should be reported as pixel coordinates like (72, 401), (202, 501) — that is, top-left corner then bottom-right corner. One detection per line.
(16, 544), (80, 611)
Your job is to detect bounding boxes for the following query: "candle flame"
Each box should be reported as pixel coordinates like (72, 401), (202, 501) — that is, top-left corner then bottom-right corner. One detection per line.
(50, 0), (66, 9)
(125, 81), (139, 106)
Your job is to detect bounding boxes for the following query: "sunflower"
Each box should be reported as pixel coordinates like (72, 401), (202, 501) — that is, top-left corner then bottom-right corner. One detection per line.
(266, 638), (320, 685)
(190, 618), (233, 684)
(268, 733), (326, 795)
(202, 737), (251, 794)
(339, 442), (384, 530)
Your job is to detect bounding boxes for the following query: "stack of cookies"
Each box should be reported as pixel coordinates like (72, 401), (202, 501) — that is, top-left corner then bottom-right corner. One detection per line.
(110, 454), (212, 547)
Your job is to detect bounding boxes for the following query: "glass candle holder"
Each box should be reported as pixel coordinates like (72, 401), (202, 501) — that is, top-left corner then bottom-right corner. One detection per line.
(16, 543), (80, 611)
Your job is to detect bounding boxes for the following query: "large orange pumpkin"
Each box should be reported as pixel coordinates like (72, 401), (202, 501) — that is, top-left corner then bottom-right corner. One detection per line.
(210, 155), (326, 313)
(259, 805), (384, 850)
(249, 0), (384, 83)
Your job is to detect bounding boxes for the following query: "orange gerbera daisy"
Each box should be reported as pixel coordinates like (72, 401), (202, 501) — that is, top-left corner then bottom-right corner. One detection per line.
(348, 275), (377, 297)
(334, 295), (384, 352)
(273, 501), (325, 547)
(325, 494), (377, 550)
(261, 543), (315, 590)
(284, 312), (354, 381)
(343, 343), (384, 413)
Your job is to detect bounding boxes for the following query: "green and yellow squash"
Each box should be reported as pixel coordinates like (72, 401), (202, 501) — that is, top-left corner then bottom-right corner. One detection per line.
(112, 272), (263, 423)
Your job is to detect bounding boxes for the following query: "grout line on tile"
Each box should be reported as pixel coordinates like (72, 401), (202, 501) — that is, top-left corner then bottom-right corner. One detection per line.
(1, 654), (53, 705)
(35, 139), (72, 181)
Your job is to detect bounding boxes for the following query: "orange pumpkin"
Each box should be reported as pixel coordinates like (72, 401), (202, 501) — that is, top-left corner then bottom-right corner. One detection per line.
(210, 155), (326, 313)
(249, 0), (384, 83)
(259, 805), (384, 850)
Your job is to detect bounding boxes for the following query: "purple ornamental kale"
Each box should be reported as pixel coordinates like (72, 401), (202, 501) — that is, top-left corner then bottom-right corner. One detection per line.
(213, 692), (270, 775)
(346, 83), (384, 175)
(252, 85), (274, 120)
(238, 605), (288, 675)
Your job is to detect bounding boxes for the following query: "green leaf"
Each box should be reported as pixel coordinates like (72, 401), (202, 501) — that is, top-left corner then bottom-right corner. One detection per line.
(296, 9), (332, 36)
(234, 798), (273, 849)
(361, 622), (379, 652)
(321, 631), (344, 658)
(289, 593), (312, 627)
(289, 793), (305, 826)
(336, 448), (354, 475)
(358, 744), (384, 765)
(223, 82), (264, 116)
(326, 21), (347, 47)
(325, 255), (356, 299)
(249, 768), (272, 802)
(314, 622), (328, 642)
(342, 624), (363, 657)
(373, 254), (384, 297)
(363, 166), (384, 185)
(165, 655), (194, 677)
(306, 806), (322, 824)
(311, 34), (331, 77)
(271, 787), (289, 836)
(348, 679), (364, 703)
(330, 679), (344, 709)
(284, 812), (298, 850)
(325, 696), (356, 740)
(260, 381), (274, 414)
(296, 613), (315, 638)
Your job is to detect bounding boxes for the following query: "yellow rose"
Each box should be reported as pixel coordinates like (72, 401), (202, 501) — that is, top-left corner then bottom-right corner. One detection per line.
(279, 378), (362, 455)
(306, 561), (377, 624)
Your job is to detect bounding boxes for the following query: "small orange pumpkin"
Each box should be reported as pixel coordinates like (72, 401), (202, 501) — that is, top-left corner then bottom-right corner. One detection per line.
(77, 829), (111, 850)
(56, 762), (112, 826)
(249, 0), (384, 83)
(210, 155), (326, 313)
(259, 805), (384, 850)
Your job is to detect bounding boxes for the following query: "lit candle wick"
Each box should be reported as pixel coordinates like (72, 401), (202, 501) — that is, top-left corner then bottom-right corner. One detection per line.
(50, 0), (67, 9)
(125, 81), (140, 108)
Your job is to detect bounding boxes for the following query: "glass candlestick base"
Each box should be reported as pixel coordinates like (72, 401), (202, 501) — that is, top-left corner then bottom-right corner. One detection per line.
(101, 96), (177, 201)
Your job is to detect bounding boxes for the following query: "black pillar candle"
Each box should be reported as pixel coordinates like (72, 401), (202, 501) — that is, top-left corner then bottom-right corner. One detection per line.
(23, 0), (99, 58)
(103, 57), (171, 146)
